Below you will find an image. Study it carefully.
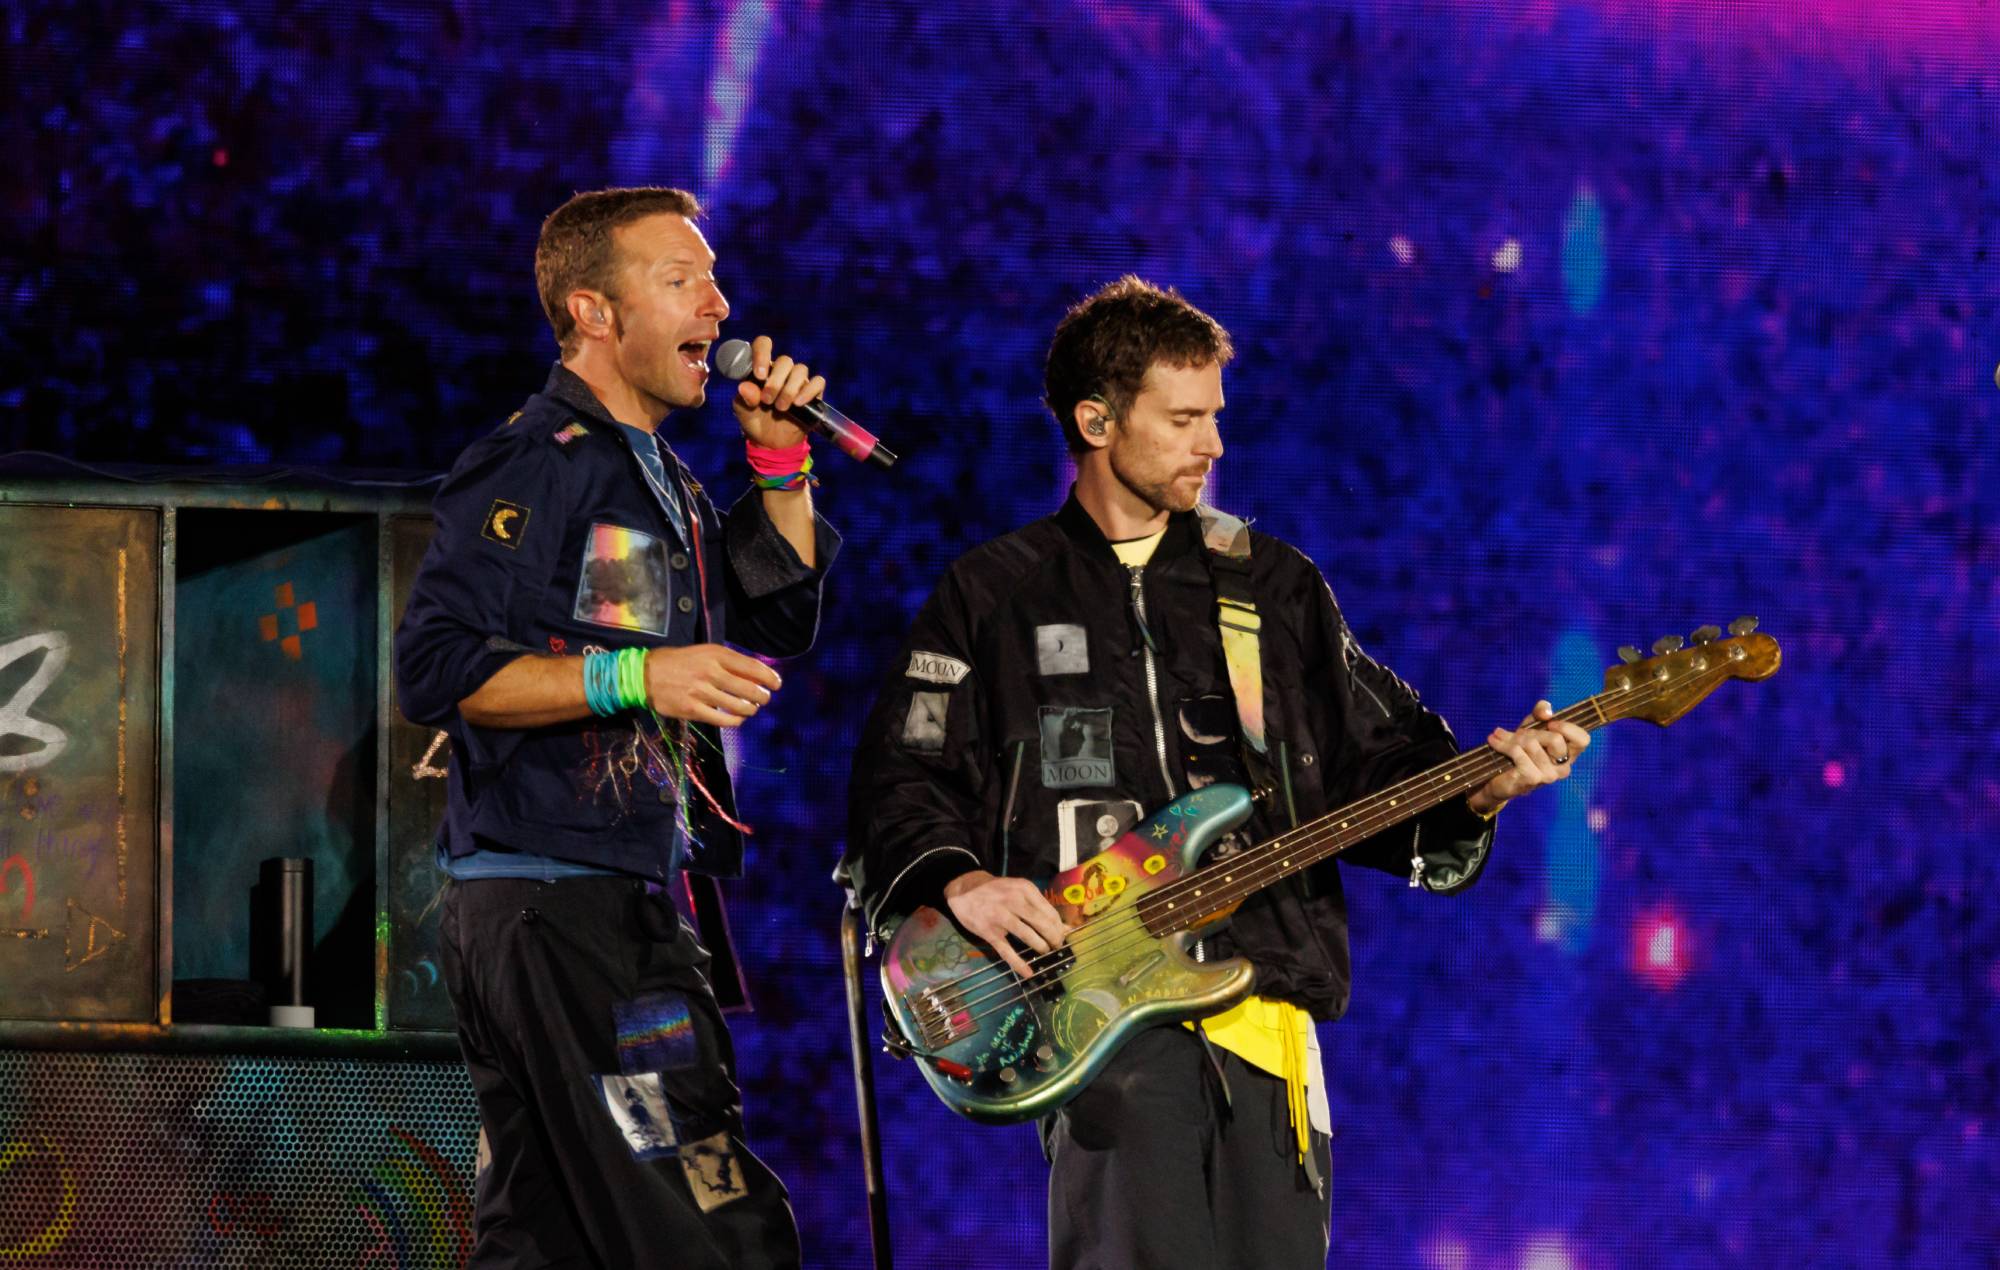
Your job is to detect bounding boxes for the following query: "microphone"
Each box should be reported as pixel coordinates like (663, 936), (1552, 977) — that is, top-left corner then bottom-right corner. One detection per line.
(715, 339), (898, 469)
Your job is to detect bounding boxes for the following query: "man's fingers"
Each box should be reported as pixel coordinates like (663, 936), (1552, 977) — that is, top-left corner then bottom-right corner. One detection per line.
(1003, 914), (1052, 956)
(714, 647), (782, 692)
(796, 374), (826, 409)
(773, 362), (812, 413)
(750, 334), (774, 380)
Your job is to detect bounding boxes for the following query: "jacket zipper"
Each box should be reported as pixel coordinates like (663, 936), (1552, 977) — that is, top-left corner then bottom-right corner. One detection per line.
(1128, 566), (1178, 800)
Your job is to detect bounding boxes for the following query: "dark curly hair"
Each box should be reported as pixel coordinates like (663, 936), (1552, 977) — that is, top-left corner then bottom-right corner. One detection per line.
(1043, 275), (1234, 454)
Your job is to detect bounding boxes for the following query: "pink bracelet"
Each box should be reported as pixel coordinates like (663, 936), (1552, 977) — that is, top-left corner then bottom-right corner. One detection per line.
(745, 437), (811, 478)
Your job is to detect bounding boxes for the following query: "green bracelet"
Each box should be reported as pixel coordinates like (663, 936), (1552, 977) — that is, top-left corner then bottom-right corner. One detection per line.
(616, 646), (650, 712)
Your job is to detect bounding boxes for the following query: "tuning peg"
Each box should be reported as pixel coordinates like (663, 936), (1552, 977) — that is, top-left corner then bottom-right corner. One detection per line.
(1652, 635), (1685, 655)
(1617, 645), (1643, 664)
(1728, 615), (1759, 637)
(1690, 624), (1721, 646)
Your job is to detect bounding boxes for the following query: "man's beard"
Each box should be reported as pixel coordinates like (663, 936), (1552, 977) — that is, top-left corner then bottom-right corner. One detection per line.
(1110, 448), (1206, 514)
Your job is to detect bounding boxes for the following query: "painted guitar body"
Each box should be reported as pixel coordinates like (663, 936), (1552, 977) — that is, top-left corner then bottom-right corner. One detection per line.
(880, 783), (1257, 1124)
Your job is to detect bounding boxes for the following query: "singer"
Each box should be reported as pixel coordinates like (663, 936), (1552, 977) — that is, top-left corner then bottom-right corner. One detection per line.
(840, 276), (1586, 1268)
(395, 186), (839, 1269)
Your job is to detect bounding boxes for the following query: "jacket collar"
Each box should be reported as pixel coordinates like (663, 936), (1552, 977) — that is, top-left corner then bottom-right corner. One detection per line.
(1053, 486), (1203, 567)
(543, 362), (630, 430)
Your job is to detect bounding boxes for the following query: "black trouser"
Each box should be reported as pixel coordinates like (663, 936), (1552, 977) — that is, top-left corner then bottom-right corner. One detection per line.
(440, 876), (799, 1269)
(1043, 1025), (1332, 1270)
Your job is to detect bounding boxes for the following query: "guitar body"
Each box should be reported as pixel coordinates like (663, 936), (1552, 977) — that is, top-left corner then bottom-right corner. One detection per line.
(880, 784), (1258, 1124)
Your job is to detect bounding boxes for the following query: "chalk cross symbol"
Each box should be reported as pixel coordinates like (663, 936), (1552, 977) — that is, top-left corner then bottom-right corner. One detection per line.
(0, 633), (70, 774)
(258, 582), (319, 661)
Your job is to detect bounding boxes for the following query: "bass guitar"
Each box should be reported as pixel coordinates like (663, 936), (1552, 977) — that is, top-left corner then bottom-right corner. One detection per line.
(879, 620), (1779, 1123)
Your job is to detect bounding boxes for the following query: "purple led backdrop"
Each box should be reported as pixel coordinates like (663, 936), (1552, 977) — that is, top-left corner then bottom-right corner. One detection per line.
(5, 1), (1998, 1266)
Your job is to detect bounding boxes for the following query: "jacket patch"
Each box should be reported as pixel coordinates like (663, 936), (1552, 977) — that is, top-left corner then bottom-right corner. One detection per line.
(1035, 624), (1089, 676)
(481, 499), (531, 549)
(906, 650), (971, 685)
(902, 692), (950, 752)
(574, 522), (674, 635)
(553, 420), (590, 445)
(1040, 706), (1114, 789)
(1055, 797), (1144, 870)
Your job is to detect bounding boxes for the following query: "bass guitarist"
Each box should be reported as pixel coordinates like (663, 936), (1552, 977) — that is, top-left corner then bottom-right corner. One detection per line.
(841, 276), (1588, 1268)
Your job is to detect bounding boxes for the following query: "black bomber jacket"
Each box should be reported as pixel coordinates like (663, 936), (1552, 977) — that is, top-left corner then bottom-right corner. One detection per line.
(840, 492), (1494, 1021)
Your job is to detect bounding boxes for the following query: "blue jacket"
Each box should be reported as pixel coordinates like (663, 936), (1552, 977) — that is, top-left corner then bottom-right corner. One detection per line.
(395, 365), (839, 880)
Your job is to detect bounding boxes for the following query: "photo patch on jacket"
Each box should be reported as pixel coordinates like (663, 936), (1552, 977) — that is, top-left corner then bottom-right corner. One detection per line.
(481, 499), (531, 549)
(1040, 706), (1114, 789)
(1035, 624), (1089, 676)
(1055, 797), (1144, 870)
(573, 522), (674, 635)
(1178, 694), (1251, 791)
(902, 691), (950, 752)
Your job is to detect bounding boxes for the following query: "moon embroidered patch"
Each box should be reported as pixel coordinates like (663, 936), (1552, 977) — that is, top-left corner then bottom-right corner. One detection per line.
(482, 499), (531, 548)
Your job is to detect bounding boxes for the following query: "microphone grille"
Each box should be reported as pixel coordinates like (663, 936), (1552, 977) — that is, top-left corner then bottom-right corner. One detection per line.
(714, 339), (754, 381)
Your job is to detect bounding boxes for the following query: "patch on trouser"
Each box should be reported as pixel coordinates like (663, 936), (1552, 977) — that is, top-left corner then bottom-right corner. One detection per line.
(594, 1073), (682, 1160)
(1040, 706), (1113, 789)
(475, 1126), (492, 1178)
(613, 990), (699, 1074)
(678, 1131), (749, 1211)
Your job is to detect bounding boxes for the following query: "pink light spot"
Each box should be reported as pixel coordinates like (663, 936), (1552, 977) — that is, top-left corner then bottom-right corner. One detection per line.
(212, 148), (228, 167)
(1520, 1233), (1580, 1270)
(1422, 1234), (1471, 1270)
(1823, 760), (1845, 788)
(1632, 907), (1691, 990)
(1586, 806), (1609, 832)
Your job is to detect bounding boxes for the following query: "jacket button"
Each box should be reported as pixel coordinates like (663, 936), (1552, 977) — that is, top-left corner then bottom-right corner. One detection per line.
(676, 595), (695, 614)
(670, 553), (689, 570)
(1301, 753), (1316, 766)
(520, 907), (540, 924)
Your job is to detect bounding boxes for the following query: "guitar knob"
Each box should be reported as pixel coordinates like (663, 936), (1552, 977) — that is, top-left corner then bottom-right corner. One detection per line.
(1652, 635), (1685, 655)
(1690, 625), (1721, 646)
(998, 1066), (1019, 1085)
(1616, 646), (1643, 664)
(1728, 615), (1759, 637)
(1035, 1044), (1056, 1070)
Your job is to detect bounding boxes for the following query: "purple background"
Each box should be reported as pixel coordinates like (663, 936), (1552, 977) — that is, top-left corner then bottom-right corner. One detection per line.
(5, 2), (1998, 1266)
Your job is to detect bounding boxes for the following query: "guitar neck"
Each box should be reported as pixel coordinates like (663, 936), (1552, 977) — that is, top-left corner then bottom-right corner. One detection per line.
(1142, 687), (1630, 937)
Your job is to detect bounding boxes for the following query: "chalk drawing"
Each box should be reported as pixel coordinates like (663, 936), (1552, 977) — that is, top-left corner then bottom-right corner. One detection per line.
(0, 634), (70, 774)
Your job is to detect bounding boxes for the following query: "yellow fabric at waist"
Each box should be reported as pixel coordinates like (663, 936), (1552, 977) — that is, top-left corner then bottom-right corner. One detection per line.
(1188, 994), (1315, 1162)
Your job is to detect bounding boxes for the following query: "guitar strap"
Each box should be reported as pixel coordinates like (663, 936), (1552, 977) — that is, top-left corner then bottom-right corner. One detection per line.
(1196, 507), (1266, 752)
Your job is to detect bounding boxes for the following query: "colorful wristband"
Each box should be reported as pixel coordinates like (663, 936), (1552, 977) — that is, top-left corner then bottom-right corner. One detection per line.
(745, 437), (811, 476)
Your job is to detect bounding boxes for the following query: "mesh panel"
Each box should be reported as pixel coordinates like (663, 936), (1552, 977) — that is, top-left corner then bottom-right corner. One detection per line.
(0, 1050), (476, 1268)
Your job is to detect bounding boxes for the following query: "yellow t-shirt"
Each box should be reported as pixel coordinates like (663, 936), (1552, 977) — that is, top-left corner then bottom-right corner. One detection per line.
(1110, 528), (1323, 1160)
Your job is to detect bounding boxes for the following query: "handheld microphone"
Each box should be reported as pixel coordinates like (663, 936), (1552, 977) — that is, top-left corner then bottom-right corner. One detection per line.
(715, 339), (898, 470)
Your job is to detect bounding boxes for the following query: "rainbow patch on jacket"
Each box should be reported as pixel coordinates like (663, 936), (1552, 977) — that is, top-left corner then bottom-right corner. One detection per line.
(574, 522), (673, 634)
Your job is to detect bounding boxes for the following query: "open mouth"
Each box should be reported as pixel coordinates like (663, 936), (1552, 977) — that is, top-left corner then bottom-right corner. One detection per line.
(678, 340), (712, 374)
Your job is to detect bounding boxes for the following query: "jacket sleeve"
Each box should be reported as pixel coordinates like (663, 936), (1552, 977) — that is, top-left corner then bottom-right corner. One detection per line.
(719, 486), (842, 659)
(1296, 559), (1495, 895)
(838, 567), (989, 939)
(393, 431), (571, 727)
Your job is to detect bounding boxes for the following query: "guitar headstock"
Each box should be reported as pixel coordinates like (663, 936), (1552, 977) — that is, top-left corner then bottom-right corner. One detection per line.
(1603, 617), (1780, 726)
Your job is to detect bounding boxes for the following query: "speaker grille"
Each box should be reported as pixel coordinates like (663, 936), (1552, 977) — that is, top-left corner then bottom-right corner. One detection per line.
(0, 1050), (476, 1268)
